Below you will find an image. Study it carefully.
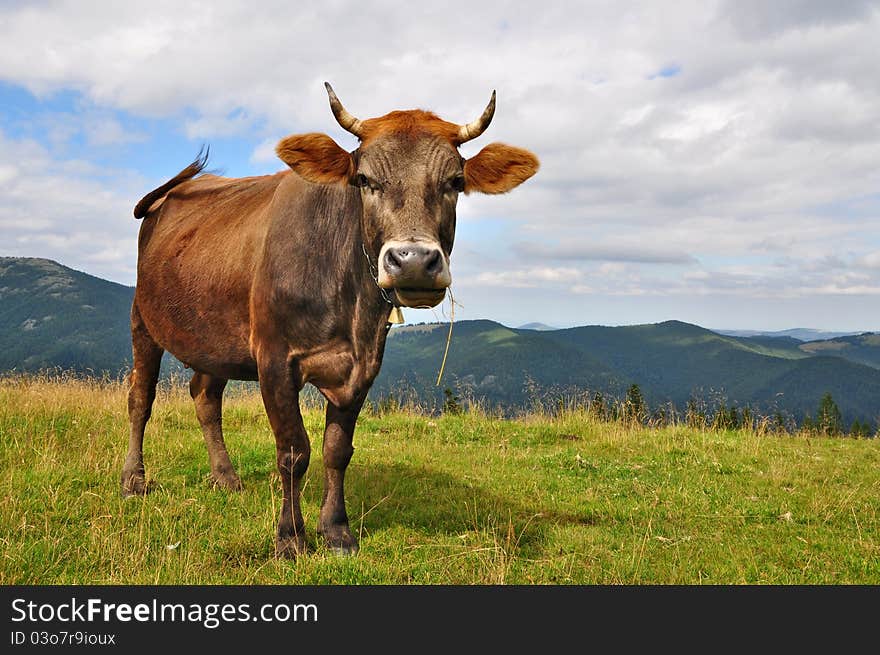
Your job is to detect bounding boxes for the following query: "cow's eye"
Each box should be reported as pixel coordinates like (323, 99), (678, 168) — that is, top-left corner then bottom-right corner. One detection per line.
(356, 174), (381, 192)
(447, 175), (465, 193)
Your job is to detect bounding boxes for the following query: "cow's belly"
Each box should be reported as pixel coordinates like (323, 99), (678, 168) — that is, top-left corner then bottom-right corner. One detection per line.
(135, 283), (258, 380)
(135, 231), (259, 380)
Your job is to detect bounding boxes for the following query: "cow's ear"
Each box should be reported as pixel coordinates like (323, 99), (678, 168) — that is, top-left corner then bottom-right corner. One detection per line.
(463, 143), (539, 194)
(276, 133), (353, 184)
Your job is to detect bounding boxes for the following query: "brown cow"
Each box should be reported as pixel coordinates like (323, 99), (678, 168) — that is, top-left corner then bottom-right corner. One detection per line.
(121, 83), (539, 557)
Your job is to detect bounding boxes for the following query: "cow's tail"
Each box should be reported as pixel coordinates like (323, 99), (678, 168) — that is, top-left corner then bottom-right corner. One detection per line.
(133, 146), (210, 219)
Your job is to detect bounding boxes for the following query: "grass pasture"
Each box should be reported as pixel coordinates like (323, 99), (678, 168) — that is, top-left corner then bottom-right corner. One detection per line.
(1, 376), (878, 584)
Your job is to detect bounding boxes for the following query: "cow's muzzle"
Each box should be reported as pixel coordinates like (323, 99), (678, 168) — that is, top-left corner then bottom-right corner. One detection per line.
(378, 240), (450, 308)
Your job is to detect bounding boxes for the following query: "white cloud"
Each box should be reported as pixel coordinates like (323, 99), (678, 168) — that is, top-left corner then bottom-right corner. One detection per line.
(472, 267), (583, 288)
(514, 241), (697, 265)
(0, 130), (143, 284)
(719, 0), (878, 40)
(859, 251), (880, 269)
(250, 137), (281, 165)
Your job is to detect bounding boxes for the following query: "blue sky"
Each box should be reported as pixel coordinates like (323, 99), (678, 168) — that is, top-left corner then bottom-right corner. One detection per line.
(1, 0), (879, 331)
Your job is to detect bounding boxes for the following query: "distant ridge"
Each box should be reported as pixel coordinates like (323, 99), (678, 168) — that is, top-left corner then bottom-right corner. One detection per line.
(517, 322), (556, 331)
(715, 327), (863, 342)
(798, 333), (880, 369)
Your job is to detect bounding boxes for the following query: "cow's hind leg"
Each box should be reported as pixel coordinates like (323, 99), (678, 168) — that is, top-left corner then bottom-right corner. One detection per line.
(189, 372), (242, 490)
(258, 355), (311, 558)
(121, 303), (163, 497)
(318, 400), (363, 555)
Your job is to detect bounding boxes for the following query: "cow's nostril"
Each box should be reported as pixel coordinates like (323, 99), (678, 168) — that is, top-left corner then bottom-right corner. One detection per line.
(384, 249), (403, 272)
(425, 249), (442, 275)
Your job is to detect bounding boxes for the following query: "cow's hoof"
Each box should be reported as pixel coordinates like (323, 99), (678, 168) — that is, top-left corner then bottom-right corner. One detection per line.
(319, 524), (359, 556)
(275, 534), (309, 559)
(121, 471), (149, 497)
(211, 472), (243, 491)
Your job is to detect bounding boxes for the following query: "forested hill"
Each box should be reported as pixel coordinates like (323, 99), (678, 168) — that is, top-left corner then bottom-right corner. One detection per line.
(798, 333), (880, 369)
(374, 319), (880, 426)
(0, 257), (134, 374)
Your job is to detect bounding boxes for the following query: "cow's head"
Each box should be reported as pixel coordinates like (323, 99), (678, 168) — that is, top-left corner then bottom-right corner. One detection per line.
(276, 83), (539, 308)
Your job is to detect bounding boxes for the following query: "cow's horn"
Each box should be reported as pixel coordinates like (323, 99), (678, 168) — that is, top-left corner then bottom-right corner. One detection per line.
(324, 82), (364, 138)
(456, 90), (496, 144)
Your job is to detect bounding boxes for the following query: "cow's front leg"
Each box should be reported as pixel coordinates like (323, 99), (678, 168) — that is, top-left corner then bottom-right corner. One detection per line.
(258, 356), (310, 558)
(318, 398), (364, 555)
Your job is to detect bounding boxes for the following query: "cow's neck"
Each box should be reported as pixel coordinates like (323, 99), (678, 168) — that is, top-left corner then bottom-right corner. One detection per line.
(315, 194), (394, 400)
(256, 181), (393, 403)
(261, 180), (393, 346)
(309, 183), (394, 353)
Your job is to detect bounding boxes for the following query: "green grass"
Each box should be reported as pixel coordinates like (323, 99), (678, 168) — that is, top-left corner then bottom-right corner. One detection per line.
(1, 377), (878, 584)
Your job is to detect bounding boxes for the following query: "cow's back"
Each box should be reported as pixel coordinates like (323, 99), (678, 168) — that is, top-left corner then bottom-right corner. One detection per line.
(134, 171), (290, 379)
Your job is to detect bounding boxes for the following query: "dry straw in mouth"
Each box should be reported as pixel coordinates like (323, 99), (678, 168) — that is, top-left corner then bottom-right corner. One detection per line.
(435, 288), (456, 387)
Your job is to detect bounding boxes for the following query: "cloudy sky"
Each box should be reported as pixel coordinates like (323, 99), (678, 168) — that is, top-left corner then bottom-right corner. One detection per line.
(1, 0), (879, 331)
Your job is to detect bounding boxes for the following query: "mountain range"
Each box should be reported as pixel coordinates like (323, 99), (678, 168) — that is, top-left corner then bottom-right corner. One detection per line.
(714, 327), (862, 341)
(2, 257), (878, 427)
(376, 319), (880, 426)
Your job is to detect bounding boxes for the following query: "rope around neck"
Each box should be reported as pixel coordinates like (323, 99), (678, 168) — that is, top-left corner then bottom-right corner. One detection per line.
(361, 243), (394, 306)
